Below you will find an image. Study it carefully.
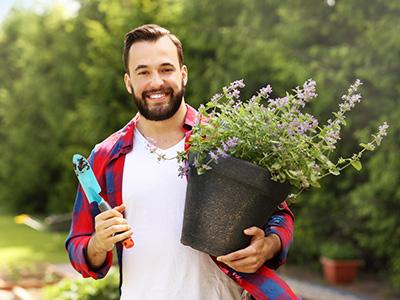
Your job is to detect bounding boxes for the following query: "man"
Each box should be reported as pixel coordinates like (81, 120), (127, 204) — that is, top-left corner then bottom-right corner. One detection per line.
(66, 24), (296, 299)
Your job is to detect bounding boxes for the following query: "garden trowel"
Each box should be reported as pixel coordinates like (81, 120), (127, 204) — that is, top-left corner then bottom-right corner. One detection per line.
(72, 154), (134, 249)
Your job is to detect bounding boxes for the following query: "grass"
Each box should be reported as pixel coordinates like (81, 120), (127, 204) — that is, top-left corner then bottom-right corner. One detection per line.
(0, 215), (70, 269)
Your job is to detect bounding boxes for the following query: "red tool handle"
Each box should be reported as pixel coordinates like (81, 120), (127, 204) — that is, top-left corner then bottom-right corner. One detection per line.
(98, 200), (134, 249)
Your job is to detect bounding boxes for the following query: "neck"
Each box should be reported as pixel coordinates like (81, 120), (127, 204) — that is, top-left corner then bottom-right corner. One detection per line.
(136, 100), (187, 149)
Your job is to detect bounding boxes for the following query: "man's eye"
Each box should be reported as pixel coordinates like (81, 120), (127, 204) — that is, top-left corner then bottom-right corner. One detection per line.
(138, 71), (149, 76)
(162, 68), (173, 73)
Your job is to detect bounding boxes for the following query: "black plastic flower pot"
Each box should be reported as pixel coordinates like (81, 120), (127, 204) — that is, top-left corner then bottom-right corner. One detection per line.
(181, 152), (290, 257)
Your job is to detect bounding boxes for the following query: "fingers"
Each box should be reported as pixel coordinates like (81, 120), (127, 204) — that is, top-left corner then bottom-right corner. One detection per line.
(220, 256), (261, 273)
(217, 243), (261, 263)
(111, 229), (134, 244)
(217, 245), (264, 273)
(216, 226), (269, 273)
(114, 203), (126, 213)
(102, 223), (131, 237)
(243, 226), (265, 239)
(95, 206), (124, 223)
(93, 203), (132, 252)
(97, 216), (128, 230)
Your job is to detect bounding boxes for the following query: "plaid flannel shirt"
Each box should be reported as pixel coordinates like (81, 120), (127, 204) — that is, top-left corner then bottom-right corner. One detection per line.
(66, 104), (299, 299)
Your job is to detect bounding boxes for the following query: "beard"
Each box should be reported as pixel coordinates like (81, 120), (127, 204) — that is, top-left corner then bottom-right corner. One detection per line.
(131, 81), (185, 121)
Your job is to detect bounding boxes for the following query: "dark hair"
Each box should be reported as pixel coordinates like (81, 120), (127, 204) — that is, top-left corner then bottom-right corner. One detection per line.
(123, 24), (184, 73)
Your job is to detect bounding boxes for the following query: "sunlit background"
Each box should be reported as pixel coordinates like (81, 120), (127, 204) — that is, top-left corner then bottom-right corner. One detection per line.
(0, 0), (399, 299)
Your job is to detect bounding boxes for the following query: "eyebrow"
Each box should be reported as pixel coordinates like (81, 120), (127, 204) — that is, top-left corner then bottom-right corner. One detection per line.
(134, 65), (148, 72)
(134, 62), (176, 72)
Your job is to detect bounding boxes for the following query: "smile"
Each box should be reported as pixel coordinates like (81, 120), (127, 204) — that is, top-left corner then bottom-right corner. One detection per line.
(144, 90), (172, 103)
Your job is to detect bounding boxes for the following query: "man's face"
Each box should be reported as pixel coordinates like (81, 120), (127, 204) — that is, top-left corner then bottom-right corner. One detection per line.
(124, 36), (187, 121)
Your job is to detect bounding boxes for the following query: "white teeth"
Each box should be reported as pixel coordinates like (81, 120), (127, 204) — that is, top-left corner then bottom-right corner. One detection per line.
(148, 93), (166, 99)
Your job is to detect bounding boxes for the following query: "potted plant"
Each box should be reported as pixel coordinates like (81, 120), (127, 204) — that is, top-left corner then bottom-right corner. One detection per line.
(150, 79), (388, 256)
(320, 241), (362, 284)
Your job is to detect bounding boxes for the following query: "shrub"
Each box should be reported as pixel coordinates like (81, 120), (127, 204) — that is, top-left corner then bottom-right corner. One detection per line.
(43, 268), (119, 300)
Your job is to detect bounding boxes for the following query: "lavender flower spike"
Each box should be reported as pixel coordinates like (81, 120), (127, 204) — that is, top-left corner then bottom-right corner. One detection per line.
(216, 147), (228, 158)
(230, 79), (245, 89)
(303, 79), (317, 101)
(178, 161), (190, 178)
(209, 151), (219, 161)
(375, 122), (389, 146)
(258, 85), (273, 98)
(226, 137), (239, 148)
(378, 122), (389, 136)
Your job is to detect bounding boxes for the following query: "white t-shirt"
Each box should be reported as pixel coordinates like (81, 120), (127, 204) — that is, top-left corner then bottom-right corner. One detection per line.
(121, 128), (242, 300)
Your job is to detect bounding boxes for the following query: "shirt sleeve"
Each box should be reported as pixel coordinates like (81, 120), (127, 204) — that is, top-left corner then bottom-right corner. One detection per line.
(263, 201), (294, 269)
(65, 152), (113, 279)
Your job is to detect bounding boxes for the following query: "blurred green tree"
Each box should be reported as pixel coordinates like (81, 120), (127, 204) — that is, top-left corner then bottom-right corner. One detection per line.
(0, 6), (88, 213)
(0, 0), (399, 290)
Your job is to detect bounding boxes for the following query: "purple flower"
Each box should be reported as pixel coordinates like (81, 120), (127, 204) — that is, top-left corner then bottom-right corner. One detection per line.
(223, 79), (245, 100)
(217, 147), (228, 158)
(220, 137), (239, 153)
(210, 93), (223, 103)
(375, 122), (389, 146)
(378, 122), (389, 136)
(209, 151), (219, 161)
(285, 114), (319, 136)
(258, 85), (272, 98)
(338, 80), (363, 114)
(178, 161), (190, 178)
(228, 89), (240, 99)
(294, 79), (318, 107)
(226, 137), (239, 148)
(303, 79), (317, 101)
(348, 79), (362, 94)
(323, 119), (341, 149)
(348, 93), (362, 108)
(230, 79), (245, 89)
(268, 96), (289, 108)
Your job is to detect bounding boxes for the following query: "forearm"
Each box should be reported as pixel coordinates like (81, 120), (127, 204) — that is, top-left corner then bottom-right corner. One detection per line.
(87, 235), (108, 270)
(264, 202), (294, 269)
(264, 233), (282, 259)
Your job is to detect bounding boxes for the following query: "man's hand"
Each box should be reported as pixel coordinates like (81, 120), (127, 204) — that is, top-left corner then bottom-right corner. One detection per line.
(87, 204), (133, 268)
(216, 226), (281, 273)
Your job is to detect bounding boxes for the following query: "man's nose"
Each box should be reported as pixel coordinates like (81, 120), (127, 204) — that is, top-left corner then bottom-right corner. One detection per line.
(149, 72), (164, 88)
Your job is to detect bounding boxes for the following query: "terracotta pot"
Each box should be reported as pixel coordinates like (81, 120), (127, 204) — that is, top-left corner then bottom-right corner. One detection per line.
(181, 153), (289, 257)
(320, 256), (362, 284)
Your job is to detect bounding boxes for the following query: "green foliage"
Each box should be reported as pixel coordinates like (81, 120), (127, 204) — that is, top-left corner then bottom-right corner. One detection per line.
(187, 79), (387, 196)
(43, 268), (119, 300)
(0, 7), (88, 213)
(320, 242), (360, 260)
(0, 0), (399, 291)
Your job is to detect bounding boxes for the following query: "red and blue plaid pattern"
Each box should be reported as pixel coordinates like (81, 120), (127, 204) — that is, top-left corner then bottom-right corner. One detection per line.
(66, 104), (299, 299)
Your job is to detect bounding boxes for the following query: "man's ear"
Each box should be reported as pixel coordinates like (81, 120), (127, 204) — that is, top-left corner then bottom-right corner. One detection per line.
(124, 73), (133, 94)
(182, 65), (188, 86)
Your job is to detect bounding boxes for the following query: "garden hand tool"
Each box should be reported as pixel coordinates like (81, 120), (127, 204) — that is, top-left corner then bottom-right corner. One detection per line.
(72, 154), (134, 249)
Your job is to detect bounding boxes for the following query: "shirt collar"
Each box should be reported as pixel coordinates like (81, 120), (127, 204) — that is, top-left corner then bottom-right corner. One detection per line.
(108, 103), (197, 162)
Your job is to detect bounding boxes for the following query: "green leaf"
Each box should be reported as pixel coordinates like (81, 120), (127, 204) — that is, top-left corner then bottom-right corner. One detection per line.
(351, 160), (362, 171)
(310, 180), (321, 188)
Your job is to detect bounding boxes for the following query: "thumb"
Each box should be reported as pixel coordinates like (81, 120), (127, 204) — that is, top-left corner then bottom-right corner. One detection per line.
(243, 226), (265, 238)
